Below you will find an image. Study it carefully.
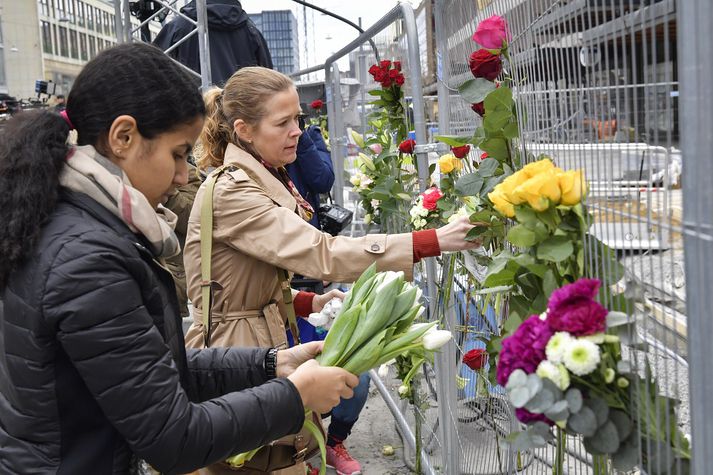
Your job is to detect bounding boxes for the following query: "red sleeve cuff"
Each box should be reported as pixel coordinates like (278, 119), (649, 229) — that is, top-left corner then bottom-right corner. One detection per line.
(293, 291), (316, 317)
(412, 229), (441, 262)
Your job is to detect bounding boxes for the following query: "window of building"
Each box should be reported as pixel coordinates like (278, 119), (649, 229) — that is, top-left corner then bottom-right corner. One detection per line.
(77, 1), (84, 27)
(79, 32), (87, 60)
(103, 12), (110, 37)
(87, 5), (94, 30)
(66, 0), (75, 23)
(56, 0), (66, 21)
(88, 35), (96, 58)
(69, 29), (78, 59)
(95, 9), (103, 34)
(110, 12), (115, 35)
(41, 21), (53, 54)
(59, 26), (69, 57)
(40, 0), (50, 17)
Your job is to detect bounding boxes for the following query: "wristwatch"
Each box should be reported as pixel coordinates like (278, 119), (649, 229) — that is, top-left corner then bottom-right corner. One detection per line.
(264, 347), (278, 379)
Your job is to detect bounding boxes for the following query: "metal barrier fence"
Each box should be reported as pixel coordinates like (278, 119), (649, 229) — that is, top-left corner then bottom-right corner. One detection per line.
(293, 0), (702, 473)
(434, 0), (692, 473)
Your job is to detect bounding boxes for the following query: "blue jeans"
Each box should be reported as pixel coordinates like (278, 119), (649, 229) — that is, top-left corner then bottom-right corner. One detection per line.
(328, 372), (371, 441)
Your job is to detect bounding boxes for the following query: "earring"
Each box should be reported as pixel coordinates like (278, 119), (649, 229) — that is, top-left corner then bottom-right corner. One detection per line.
(114, 149), (121, 156)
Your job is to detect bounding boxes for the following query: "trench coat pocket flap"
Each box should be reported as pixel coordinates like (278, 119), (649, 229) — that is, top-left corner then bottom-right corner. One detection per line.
(364, 234), (387, 254)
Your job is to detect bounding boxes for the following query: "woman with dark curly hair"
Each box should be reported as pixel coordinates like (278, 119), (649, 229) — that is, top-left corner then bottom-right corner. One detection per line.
(0, 43), (357, 474)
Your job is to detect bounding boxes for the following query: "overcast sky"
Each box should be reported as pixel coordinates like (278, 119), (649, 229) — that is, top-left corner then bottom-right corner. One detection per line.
(239, 0), (418, 71)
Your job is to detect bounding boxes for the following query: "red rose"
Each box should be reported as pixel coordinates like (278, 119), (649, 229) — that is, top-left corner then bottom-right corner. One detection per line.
(463, 349), (488, 371)
(373, 69), (387, 83)
(368, 64), (381, 78)
(421, 187), (444, 211)
(393, 61), (402, 71)
(468, 49), (502, 81)
(471, 101), (485, 116)
(380, 60), (392, 69)
(381, 77), (392, 88)
(451, 144), (471, 158)
(395, 74), (405, 86)
(480, 152), (489, 160)
(310, 99), (324, 110)
(398, 138), (416, 154)
(388, 68), (399, 79)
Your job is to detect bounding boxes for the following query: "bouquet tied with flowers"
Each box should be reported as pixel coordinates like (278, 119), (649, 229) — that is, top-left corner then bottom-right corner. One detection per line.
(497, 279), (690, 472)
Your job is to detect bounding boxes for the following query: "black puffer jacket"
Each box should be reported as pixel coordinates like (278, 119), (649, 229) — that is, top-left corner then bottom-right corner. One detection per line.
(154, 0), (273, 86)
(0, 190), (304, 474)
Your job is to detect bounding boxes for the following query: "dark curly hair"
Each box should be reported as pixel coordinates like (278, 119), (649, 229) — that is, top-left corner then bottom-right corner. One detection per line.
(0, 43), (205, 288)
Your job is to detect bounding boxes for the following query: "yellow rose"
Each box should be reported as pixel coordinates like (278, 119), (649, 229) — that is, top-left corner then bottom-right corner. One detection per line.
(558, 169), (588, 205)
(495, 171), (528, 204)
(438, 154), (462, 174)
(521, 158), (556, 178)
(488, 190), (515, 217)
(513, 171), (562, 211)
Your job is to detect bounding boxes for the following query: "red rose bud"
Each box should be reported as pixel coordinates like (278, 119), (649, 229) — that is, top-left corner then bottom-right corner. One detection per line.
(380, 60), (392, 70)
(451, 144), (471, 158)
(368, 64), (381, 77)
(395, 74), (405, 86)
(398, 138), (416, 154)
(373, 69), (387, 83)
(393, 60), (402, 71)
(463, 349), (488, 370)
(381, 76), (392, 88)
(480, 152), (488, 160)
(471, 102), (485, 116)
(468, 49), (503, 81)
(310, 99), (324, 110)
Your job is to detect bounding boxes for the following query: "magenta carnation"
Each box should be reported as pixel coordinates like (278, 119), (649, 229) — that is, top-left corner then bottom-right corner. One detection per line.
(496, 315), (553, 386)
(516, 408), (554, 425)
(546, 279), (607, 336)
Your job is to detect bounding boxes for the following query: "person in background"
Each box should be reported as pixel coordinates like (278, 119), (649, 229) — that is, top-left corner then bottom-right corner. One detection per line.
(0, 43), (358, 474)
(164, 161), (202, 319)
(154, 0), (272, 86)
(183, 66), (480, 474)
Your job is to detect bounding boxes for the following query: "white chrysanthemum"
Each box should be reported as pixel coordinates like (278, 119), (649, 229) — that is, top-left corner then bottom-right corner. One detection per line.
(563, 339), (601, 376)
(545, 331), (573, 364)
(417, 206), (430, 217)
(536, 361), (571, 390)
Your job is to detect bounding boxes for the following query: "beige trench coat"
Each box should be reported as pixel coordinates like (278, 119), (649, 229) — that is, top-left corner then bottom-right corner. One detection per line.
(183, 144), (414, 349)
(182, 145), (414, 475)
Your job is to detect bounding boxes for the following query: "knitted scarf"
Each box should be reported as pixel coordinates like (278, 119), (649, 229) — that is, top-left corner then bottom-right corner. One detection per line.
(59, 145), (180, 258)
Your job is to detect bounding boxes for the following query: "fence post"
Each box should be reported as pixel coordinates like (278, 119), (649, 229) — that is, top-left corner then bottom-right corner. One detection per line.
(326, 62), (346, 206)
(113, 1), (126, 44)
(195, 0), (212, 89)
(679, 0), (713, 473)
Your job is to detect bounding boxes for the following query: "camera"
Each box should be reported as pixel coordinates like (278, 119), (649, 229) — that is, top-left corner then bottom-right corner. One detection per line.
(319, 202), (353, 237)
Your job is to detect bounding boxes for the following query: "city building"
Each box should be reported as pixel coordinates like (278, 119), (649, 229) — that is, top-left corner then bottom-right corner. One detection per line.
(249, 10), (299, 75)
(0, 0), (152, 99)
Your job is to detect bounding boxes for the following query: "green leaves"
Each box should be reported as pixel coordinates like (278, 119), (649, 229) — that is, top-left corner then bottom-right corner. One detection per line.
(507, 224), (538, 247)
(537, 236), (574, 262)
(458, 78), (497, 104)
(434, 134), (472, 147)
(455, 173), (484, 196)
(480, 138), (509, 160)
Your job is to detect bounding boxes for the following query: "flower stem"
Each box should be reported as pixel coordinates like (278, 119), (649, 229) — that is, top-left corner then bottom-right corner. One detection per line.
(553, 428), (565, 475)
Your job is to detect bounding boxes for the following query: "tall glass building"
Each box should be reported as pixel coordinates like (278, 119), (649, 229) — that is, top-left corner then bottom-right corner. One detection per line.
(249, 10), (299, 75)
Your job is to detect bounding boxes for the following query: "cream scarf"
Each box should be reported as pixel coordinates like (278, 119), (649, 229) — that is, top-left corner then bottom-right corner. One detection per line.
(59, 145), (180, 258)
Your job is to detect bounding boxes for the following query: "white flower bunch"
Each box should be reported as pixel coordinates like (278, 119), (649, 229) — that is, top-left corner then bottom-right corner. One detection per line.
(409, 196), (430, 230)
(447, 205), (470, 224)
(307, 297), (343, 331)
(349, 171), (373, 190)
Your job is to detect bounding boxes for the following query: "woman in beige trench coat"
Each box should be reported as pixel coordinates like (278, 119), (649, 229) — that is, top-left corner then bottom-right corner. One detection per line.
(183, 67), (479, 475)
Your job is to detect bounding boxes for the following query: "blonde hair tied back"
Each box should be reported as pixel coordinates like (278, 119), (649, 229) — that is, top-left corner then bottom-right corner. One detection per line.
(197, 67), (295, 171)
